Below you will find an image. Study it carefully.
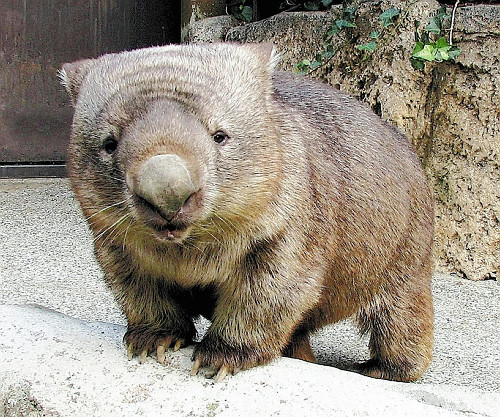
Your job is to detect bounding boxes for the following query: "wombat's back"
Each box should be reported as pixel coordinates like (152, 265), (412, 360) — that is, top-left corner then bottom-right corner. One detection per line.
(273, 71), (434, 317)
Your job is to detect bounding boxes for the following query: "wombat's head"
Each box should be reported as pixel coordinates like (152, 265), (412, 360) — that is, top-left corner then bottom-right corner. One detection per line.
(61, 43), (282, 246)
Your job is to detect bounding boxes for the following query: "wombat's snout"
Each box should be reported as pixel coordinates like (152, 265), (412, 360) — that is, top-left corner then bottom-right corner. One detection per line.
(132, 154), (198, 222)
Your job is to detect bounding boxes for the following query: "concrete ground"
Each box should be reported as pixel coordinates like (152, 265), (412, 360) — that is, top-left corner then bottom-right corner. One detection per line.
(0, 179), (499, 416)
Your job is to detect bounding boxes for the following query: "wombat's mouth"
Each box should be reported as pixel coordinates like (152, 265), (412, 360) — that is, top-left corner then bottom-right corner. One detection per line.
(130, 185), (205, 243)
(131, 197), (194, 242)
(152, 221), (189, 241)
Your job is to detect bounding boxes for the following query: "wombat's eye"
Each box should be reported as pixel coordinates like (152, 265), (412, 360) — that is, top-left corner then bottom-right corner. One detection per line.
(102, 135), (118, 154)
(213, 131), (228, 145)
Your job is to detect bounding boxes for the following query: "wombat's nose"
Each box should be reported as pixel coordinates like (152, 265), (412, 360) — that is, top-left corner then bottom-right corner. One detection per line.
(134, 154), (197, 220)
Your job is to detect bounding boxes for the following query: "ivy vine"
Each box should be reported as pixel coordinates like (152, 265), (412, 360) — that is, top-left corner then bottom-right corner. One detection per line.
(293, 1), (461, 74)
(411, 5), (461, 69)
(228, 0), (462, 72)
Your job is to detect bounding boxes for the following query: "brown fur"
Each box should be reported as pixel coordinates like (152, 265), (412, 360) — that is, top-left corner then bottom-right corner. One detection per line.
(61, 43), (434, 382)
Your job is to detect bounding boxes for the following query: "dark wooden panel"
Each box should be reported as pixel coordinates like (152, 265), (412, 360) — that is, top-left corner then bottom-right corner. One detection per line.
(0, 0), (180, 166)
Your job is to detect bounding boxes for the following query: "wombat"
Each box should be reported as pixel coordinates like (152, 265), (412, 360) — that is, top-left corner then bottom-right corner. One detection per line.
(61, 43), (434, 382)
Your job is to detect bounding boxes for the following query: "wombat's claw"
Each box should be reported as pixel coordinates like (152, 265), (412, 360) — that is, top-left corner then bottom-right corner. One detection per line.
(214, 365), (231, 382)
(154, 336), (184, 363)
(155, 336), (173, 364)
(127, 344), (134, 360)
(156, 344), (166, 364)
(126, 335), (186, 364)
(139, 349), (148, 364)
(208, 365), (235, 382)
(190, 360), (233, 382)
(191, 358), (202, 376)
(173, 339), (184, 352)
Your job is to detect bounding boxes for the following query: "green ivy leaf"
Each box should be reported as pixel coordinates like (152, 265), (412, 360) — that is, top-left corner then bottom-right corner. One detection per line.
(321, 50), (334, 60)
(425, 18), (441, 34)
(310, 60), (322, 68)
(412, 41), (424, 55)
(358, 41), (377, 51)
(410, 57), (425, 70)
(370, 31), (381, 39)
(240, 5), (253, 22)
(434, 5), (450, 21)
(448, 47), (461, 60)
(325, 25), (340, 38)
(435, 49), (449, 61)
(322, 0), (335, 7)
(336, 19), (357, 29)
(434, 37), (453, 61)
(412, 44), (436, 61)
(410, 6), (460, 69)
(344, 6), (358, 17)
(380, 8), (400, 27)
(304, 2), (320, 11)
(295, 59), (311, 73)
(435, 37), (450, 50)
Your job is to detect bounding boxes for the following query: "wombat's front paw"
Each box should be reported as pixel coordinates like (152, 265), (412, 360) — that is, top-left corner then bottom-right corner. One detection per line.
(191, 336), (275, 382)
(125, 324), (194, 364)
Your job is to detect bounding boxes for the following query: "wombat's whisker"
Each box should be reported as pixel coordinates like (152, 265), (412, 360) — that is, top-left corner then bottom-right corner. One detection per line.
(87, 205), (129, 229)
(204, 229), (221, 244)
(99, 213), (131, 248)
(85, 197), (132, 221)
(93, 213), (131, 244)
(208, 218), (224, 236)
(213, 214), (239, 234)
(122, 221), (133, 251)
(181, 240), (204, 253)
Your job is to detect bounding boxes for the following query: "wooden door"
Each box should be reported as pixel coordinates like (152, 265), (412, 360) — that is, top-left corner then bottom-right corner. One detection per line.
(0, 0), (180, 177)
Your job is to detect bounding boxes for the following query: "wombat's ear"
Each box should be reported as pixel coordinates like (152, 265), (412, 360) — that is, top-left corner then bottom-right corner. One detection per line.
(59, 58), (96, 105)
(244, 43), (280, 73)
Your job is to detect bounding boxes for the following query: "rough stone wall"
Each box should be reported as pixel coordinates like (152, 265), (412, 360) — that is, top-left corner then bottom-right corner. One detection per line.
(184, 1), (499, 280)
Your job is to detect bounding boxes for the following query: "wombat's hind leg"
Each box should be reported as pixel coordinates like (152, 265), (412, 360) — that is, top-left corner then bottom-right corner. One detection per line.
(282, 330), (317, 363)
(355, 283), (433, 382)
